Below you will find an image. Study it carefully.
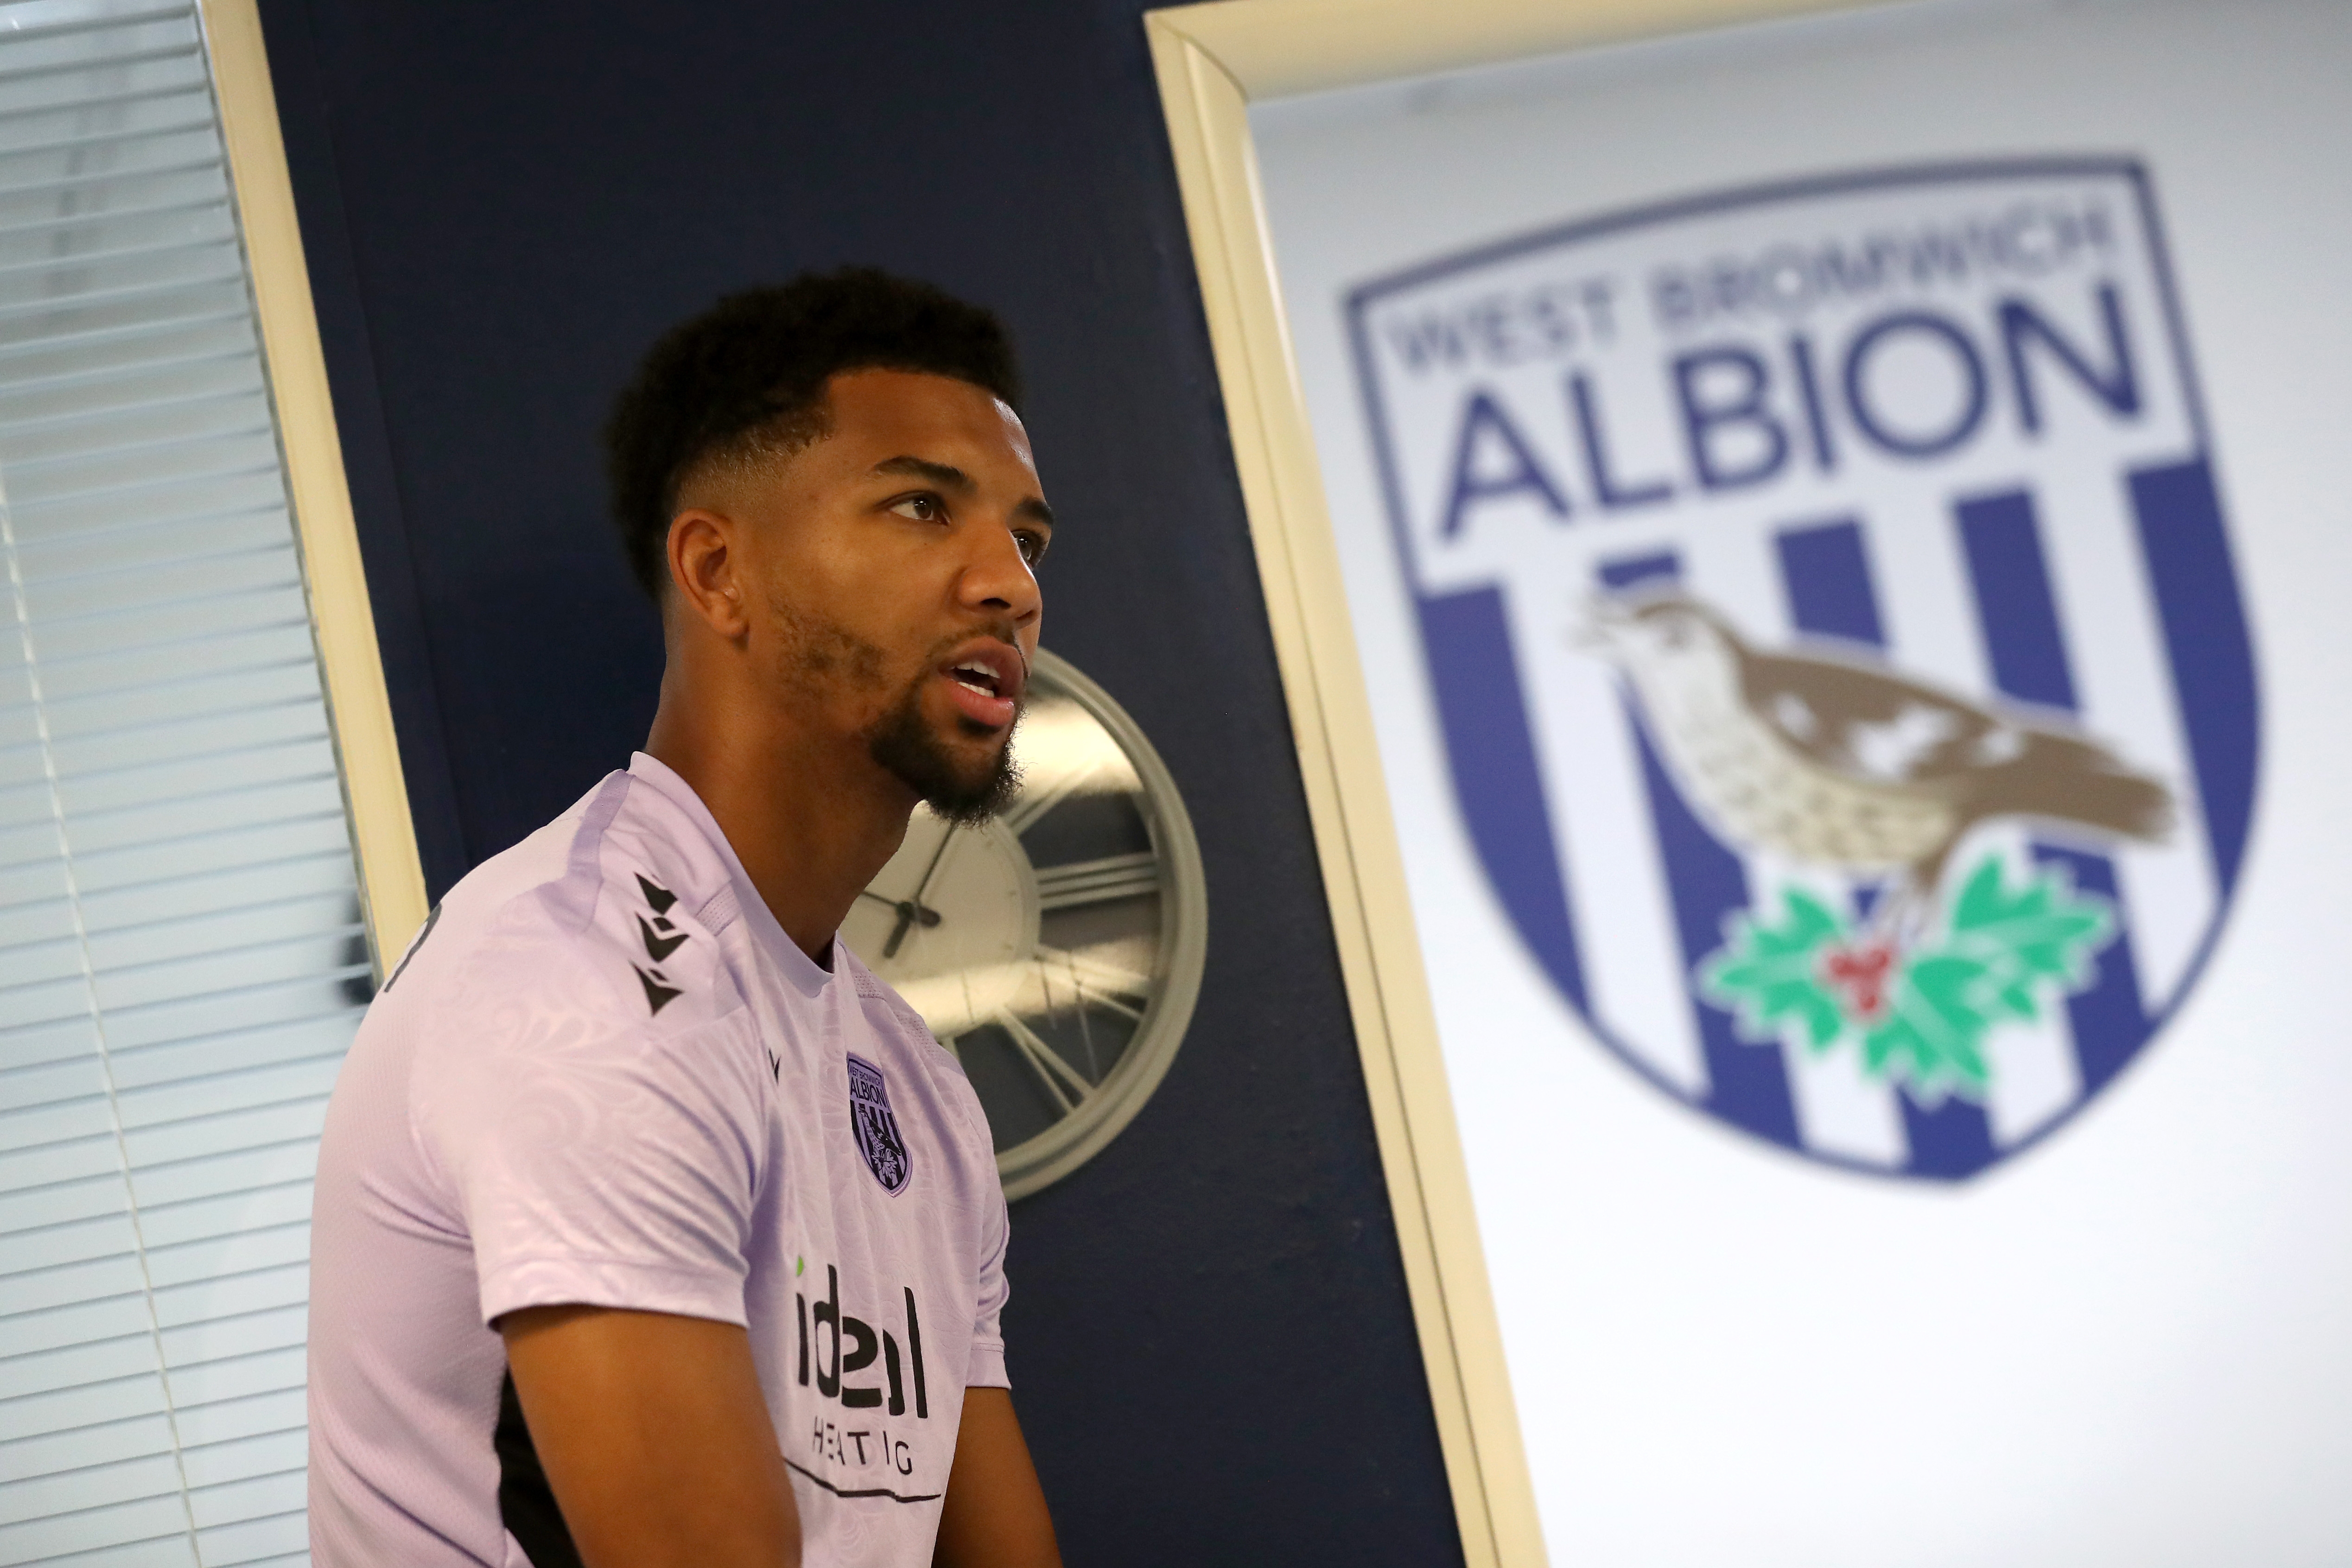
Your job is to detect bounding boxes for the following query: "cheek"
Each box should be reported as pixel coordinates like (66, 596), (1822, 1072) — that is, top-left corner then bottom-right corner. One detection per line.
(797, 535), (940, 626)
(752, 524), (965, 689)
(756, 586), (890, 689)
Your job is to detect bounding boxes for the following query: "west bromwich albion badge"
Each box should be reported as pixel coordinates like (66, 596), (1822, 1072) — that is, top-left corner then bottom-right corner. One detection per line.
(1350, 159), (2258, 1180)
(847, 1054), (914, 1194)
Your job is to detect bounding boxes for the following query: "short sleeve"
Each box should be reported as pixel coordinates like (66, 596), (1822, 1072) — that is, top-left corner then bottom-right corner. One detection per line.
(413, 962), (767, 1330)
(965, 1175), (1012, 1388)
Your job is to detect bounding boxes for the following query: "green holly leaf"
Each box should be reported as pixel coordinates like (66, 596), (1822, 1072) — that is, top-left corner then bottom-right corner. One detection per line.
(1945, 855), (2114, 1019)
(1693, 856), (2118, 1106)
(1863, 952), (1996, 1099)
(1698, 888), (1847, 1049)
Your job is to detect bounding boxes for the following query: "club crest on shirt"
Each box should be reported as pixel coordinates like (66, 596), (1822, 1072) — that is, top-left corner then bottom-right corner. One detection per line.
(847, 1054), (913, 1194)
(1347, 159), (2259, 1180)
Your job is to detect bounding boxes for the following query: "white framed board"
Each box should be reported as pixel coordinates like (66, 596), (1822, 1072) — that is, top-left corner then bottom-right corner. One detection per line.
(1150, 1), (2352, 1563)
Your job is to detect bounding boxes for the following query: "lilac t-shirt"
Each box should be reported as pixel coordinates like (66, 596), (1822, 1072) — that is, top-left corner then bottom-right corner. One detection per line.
(307, 755), (1011, 1566)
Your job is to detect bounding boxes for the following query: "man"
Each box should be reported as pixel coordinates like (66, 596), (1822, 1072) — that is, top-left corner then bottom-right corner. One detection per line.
(308, 270), (1064, 1568)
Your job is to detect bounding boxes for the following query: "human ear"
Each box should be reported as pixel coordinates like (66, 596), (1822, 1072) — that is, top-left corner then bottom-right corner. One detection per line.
(666, 509), (750, 641)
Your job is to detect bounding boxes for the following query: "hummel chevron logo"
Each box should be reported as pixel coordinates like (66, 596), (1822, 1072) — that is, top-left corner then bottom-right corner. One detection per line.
(629, 875), (688, 1014)
(636, 914), (688, 962)
(634, 965), (682, 1016)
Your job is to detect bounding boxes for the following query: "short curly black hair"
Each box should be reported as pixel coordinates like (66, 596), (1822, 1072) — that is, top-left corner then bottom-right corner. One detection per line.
(602, 268), (1023, 600)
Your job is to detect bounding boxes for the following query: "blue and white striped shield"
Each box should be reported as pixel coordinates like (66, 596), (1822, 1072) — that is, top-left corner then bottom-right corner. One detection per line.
(1349, 160), (2257, 1179)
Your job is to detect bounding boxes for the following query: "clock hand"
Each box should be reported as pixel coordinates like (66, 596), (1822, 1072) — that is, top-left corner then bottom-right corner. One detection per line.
(858, 888), (942, 924)
(908, 822), (959, 902)
(884, 826), (961, 959)
(882, 903), (917, 960)
(861, 888), (941, 961)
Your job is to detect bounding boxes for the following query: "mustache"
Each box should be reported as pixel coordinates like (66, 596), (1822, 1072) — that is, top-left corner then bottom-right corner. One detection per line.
(923, 621), (1024, 654)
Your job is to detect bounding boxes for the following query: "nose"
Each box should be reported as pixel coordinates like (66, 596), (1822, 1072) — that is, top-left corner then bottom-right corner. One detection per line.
(956, 515), (1042, 629)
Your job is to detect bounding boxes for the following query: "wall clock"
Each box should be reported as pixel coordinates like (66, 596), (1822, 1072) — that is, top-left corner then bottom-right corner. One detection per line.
(842, 649), (1207, 1200)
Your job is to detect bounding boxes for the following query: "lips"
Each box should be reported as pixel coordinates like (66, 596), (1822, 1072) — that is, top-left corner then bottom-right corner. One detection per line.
(939, 638), (1024, 730)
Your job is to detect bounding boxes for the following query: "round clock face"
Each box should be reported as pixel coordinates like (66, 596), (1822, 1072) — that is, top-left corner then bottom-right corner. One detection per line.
(840, 649), (1206, 1200)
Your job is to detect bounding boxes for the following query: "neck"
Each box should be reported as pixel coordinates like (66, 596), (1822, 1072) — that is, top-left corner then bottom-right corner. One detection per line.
(644, 664), (915, 967)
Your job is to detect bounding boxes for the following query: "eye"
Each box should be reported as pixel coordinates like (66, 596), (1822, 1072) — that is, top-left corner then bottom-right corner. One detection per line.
(1015, 530), (1049, 566)
(889, 493), (943, 522)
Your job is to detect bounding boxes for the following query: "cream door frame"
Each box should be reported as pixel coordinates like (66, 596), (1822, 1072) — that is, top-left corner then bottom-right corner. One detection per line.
(1143, 2), (1873, 1561)
(198, 0), (431, 969)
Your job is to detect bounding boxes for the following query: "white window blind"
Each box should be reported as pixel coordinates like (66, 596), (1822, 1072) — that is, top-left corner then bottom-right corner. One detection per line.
(0, 1), (374, 1563)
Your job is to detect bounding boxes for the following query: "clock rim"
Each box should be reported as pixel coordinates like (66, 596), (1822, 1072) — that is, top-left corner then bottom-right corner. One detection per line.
(989, 647), (1208, 1200)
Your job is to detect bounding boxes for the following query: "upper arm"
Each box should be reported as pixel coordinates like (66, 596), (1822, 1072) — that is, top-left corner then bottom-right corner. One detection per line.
(433, 966), (780, 1563)
(931, 1387), (1061, 1568)
(502, 1305), (798, 1568)
(415, 964), (765, 1330)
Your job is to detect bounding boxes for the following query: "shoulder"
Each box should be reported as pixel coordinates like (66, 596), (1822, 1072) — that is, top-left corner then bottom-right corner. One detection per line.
(391, 771), (751, 1046)
(839, 945), (963, 1079)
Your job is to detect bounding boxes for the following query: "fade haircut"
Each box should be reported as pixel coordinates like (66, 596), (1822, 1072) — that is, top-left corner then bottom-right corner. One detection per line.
(602, 268), (1024, 601)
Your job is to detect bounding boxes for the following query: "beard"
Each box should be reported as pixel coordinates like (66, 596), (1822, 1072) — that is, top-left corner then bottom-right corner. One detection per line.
(767, 589), (1024, 825)
(863, 673), (1023, 827)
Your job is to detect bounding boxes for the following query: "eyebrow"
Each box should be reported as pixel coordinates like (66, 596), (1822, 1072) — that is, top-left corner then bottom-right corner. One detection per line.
(873, 455), (971, 491)
(873, 454), (1055, 529)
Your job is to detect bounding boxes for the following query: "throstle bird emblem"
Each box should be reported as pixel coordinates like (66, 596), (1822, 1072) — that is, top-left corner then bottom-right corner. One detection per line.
(1575, 591), (2173, 930)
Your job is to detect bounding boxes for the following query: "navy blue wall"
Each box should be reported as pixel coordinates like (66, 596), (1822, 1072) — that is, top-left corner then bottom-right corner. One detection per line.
(256, 2), (1465, 1559)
